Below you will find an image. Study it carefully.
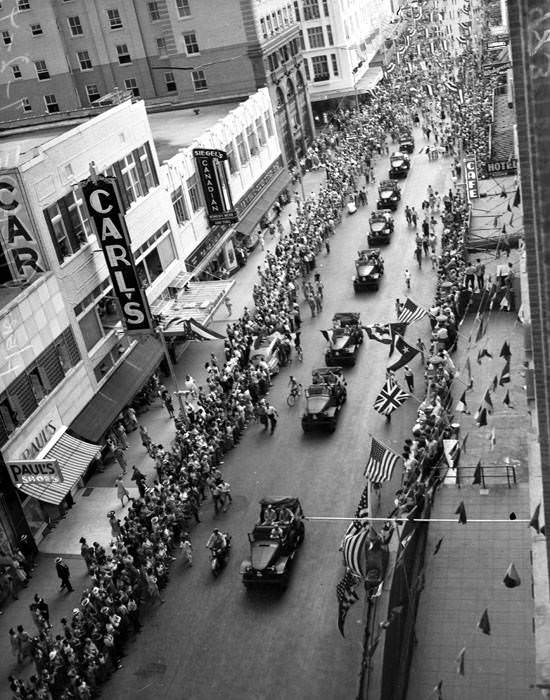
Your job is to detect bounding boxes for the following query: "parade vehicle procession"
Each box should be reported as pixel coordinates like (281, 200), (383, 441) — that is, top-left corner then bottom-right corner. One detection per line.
(376, 179), (401, 210)
(368, 211), (395, 246)
(301, 367), (347, 433)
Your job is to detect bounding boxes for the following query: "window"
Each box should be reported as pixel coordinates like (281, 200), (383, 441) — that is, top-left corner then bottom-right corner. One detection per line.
(176, 0), (191, 18)
(121, 151), (143, 202)
(247, 125), (258, 155)
(255, 117), (266, 146)
(124, 78), (140, 97)
(260, 17), (266, 37)
(267, 53), (279, 72)
(264, 110), (274, 137)
(330, 53), (339, 76)
(44, 188), (91, 264)
(29, 367), (50, 403)
(34, 60), (50, 80)
(236, 133), (248, 165)
(148, 1), (161, 20)
(280, 44), (289, 62)
(186, 174), (202, 212)
(307, 26), (325, 48)
(191, 69), (207, 91)
(311, 54), (329, 82)
(68, 16), (83, 36)
(293, 0), (300, 21)
(298, 29), (305, 50)
(17, 0), (30, 10)
(79, 307), (103, 351)
(107, 8), (123, 29)
(65, 189), (91, 241)
(85, 84), (100, 103)
(2, 31), (11, 46)
(21, 97), (31, 112)
(135, 226), (176, 287)
(44, 94), (59, 113)
(77, 50), (92, 70)
(116, 44), (132, 64)
(12, 65), (22, 79)
(302, 0), (320, 20)
(183, 31), (199, 54)
(289, 38), (299, 56)
(225, 142), (238, 174)
(304, 57), (310, 81)
(171, 187), (188, 224)
(322, 0), (329, 17)
(326, 24), (333, 45)
(137, 144), (156, 190)
(156, 37), (168, 57)
(164, 71), (176, 92)
(30, 23), (43, 36)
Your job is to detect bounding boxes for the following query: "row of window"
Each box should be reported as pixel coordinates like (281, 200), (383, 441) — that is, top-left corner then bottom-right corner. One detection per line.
(259, 3), (295, 39)
(304, 54), (339, 83)
(0, 329), (81, 449)
(266, 38), (301, 72)
(297, 0), (330, 22)
(306, 24), (334, 49)
(43, 144), (158, 265)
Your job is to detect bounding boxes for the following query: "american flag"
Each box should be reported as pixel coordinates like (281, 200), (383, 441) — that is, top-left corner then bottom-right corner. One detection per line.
(364, 437), (400, 482)
(398, 298), (428, 324)
(373, 379), (410, 417)
(355, 483), (369, 518)
(336, 571), (359, 637)
(342, 528), (369, 578)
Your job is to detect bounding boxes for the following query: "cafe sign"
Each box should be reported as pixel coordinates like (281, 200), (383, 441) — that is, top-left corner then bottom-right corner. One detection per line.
(7, 459), (63, 485)
(463, 155), (479, 201)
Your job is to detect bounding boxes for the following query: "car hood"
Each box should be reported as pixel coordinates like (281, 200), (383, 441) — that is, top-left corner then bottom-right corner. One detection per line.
(306, 395), (331, 413)
(391, 158), (404, 167)
(379, 190), (394, 198)
(250, 541), (279, 570)
(370, 221), (387, 231)
(357, 264), (375, 276)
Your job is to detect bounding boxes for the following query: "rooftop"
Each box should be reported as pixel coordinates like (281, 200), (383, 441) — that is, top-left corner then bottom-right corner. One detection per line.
(0, 124), (74, 167)
(147, 101), (244, 163)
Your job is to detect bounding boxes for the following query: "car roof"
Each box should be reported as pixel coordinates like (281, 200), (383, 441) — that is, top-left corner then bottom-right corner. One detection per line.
(312, 366), (344, 376)
(380, 179), (398, 187)
(357, 248), (381, 257)
(259, 497), (303, 513)
(332, 312), (360, 321)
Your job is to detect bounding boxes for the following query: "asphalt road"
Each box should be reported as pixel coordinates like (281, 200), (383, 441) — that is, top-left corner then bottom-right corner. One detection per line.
(105, 127), (451, 700)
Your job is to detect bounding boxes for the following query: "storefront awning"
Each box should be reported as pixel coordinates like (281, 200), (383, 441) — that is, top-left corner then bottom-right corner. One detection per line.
(236, 169), (290, 238)
(152, 279), (234, 325)
(18, 429), (100, 506)
(355, 67), (384, 94)
(69, 335), (163, 444)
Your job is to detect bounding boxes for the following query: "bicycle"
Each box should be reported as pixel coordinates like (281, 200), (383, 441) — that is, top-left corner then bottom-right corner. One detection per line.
(295, 346), (303, 362)
(286, 383), (303, 407)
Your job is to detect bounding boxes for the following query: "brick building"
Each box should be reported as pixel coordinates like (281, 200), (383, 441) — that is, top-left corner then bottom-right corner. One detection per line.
(0, 0), (312, 166)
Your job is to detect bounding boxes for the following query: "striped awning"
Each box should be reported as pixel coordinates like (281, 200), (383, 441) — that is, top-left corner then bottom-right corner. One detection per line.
(18, 429), (99, 506)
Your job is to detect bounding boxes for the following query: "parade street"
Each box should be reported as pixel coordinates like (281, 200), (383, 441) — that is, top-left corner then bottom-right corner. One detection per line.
(102, 127), (450, 700)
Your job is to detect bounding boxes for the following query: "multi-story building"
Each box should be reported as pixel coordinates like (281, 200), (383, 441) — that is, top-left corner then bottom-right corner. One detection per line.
(295, 0), (395, 113)
(0, 87), (285, 545)
(0, 0), (312, 166)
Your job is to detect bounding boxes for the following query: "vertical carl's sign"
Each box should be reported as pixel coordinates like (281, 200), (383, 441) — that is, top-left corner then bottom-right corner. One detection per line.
(193, 148), (237, 224)
(82, 178), (152, 333)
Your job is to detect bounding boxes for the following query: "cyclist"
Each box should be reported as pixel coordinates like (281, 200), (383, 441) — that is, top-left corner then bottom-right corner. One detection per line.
(288, 376), (300, 397)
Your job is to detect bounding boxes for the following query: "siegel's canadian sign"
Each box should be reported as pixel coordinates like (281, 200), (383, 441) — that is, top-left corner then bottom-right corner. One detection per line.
(193, 148), (237, 224)
(7, 459), (63, 485)
(463, 155), (479, 201)
(82, 178), (152, 333)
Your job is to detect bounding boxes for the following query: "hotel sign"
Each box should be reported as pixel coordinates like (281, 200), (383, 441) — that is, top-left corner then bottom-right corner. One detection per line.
(82, 177), (152, 334)
(193, 149), (237, 224)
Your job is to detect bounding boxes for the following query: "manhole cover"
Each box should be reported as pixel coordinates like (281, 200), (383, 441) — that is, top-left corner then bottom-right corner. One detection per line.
(81, 488), (94, 497)
(134, 662), (167, 678)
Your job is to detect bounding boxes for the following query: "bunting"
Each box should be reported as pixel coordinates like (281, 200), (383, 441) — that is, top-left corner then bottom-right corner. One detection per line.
(455, 501), (468, 524)
(478, 609), (491, 635)
(336, 571), (360, 637)
(455, 391), (468, 413)
(503, 562), (521, 588)
(499, 359), (511, 385)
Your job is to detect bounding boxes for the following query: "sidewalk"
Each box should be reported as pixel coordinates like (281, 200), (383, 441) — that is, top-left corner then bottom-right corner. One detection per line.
(406, 310), (537, 699)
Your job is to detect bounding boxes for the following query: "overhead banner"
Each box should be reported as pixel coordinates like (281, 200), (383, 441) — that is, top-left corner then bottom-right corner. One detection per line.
(193, 148), (237, 224)
(463, 155), (479, 201)
(82, 177), (152, 334)
(7, 459), (63, 486)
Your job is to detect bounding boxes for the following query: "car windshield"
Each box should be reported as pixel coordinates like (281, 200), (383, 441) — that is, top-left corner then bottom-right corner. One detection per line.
(306, 394), (331, 412)
(357, 263), (375, 276)
(371, 220), (386, 230)
(380, 190), (393, 197)
(391, 156), (403, 164)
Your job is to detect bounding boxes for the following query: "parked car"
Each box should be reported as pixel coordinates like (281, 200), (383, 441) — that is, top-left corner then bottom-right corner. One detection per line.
(398, 135), (415, 154)
(368, 211), (394, 246)
(388, 151), (410, 179)
(240, 498), (305, 588)
(251, 332), (283, 375)
(325, 313), (363, 367)
(377, 180), (401, 210)
(353, 249), (385, 291)
(301, 367), (347, 433)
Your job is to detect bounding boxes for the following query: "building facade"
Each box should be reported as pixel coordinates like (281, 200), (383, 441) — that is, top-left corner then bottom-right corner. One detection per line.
(0, 0), (312, 166)
(295, 0), (395, 111)
(0, 88), (284, 544)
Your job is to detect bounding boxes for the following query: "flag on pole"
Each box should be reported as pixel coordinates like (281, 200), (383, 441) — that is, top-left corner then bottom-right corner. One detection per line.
(483, 389), (493, 414)
(478, 609), (491, 635)
(320, 329), (333, 344)
(342, 528), (369, 578)
(500, 341), (512, 359)
(373, 378), (410, 416)
(529, 504), (541, 533)
(474, 313), (488, 342)
(163, 317), (225, 340)
(336, 571), (360, 637)
(364, 436), (400, 482)
(455, 391), (468, 413)
(503, 390), (512, 407)
(398, 298), (428, 324)
(389, 323), (408, 356)
(386, 336), (419, 372)
(503, 562), (521, 588)
(513, 186), (521, 207)
(456, 647), (466, 676)
(363, 324), (392, 344)
(355, 483), (370, 518)
(499, 359), (511, 385)
(475, 407), (487, 427)
(472, 461), (482, 485)
(443, 439), (459, 468)
(455, 501), (468, 524)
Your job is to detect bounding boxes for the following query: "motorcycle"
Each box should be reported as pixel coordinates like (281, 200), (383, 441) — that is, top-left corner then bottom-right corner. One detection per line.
(210, 533), (231, 576)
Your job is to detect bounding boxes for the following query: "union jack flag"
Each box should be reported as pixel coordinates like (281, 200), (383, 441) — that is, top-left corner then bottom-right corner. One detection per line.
(373, 378), (410, 417)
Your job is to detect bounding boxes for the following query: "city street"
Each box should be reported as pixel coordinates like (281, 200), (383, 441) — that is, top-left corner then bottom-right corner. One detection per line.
(102, 128), (451, 700)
